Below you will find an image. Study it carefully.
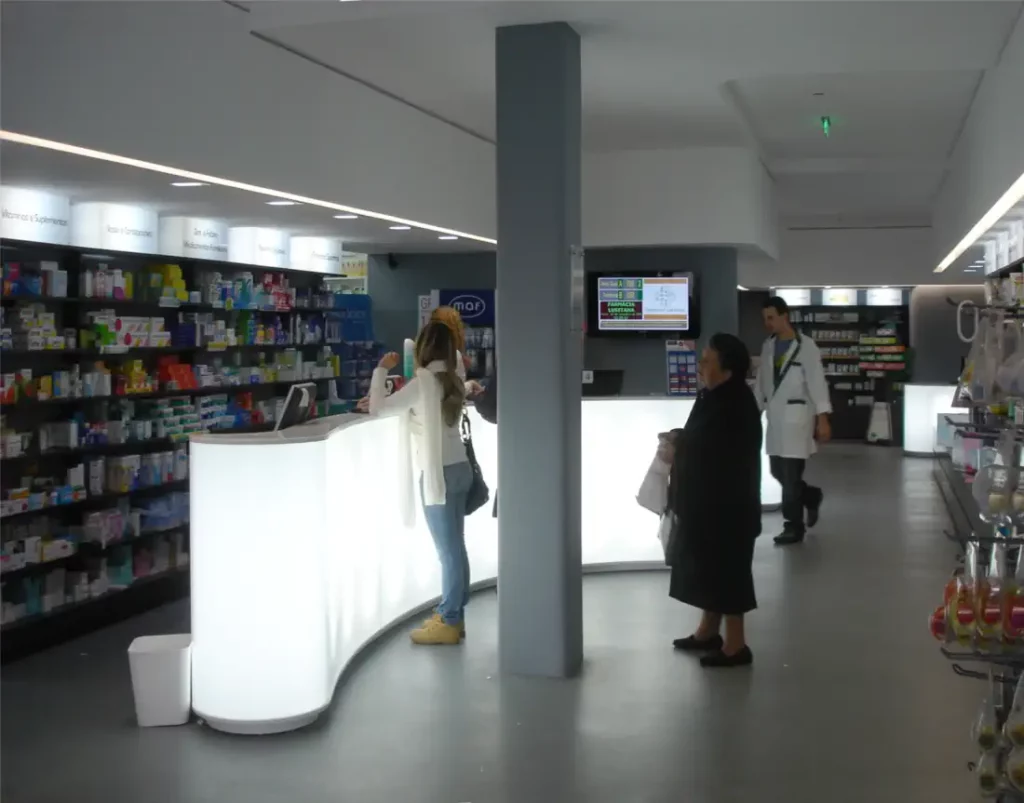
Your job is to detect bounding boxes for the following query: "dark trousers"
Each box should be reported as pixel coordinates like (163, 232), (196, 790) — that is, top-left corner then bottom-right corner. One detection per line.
(769, 456), (820, 534)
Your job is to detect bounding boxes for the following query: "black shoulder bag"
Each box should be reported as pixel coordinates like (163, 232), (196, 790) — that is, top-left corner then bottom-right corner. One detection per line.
(460, 412), (490, 515)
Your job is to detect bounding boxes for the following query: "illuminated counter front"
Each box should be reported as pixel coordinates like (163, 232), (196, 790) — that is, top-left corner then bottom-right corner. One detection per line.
(189, 398), (780, 735)
(903, 383), (960, 455)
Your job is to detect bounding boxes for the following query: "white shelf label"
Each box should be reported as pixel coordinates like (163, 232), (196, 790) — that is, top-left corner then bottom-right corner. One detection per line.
(775, 288), (811, 307)
(0, 188), (71, 245)
(160, 217), (228, 259)
(866, 287), (902, 306)
(822, 287), (856, 306)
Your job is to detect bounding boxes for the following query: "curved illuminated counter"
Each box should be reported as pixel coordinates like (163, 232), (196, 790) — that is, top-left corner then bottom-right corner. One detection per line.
(189, 397), (780, 734)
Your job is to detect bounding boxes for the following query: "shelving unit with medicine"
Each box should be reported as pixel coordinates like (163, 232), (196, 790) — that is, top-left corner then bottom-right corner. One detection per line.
(0, 238), (383, 661)
(787, 296), (910, 444)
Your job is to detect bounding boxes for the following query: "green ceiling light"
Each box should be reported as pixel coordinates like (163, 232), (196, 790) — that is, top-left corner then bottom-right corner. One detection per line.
(820, 116), (832, 138)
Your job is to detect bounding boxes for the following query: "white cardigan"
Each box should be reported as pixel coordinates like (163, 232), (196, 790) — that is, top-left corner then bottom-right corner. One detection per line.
(368, 359), (468, 526)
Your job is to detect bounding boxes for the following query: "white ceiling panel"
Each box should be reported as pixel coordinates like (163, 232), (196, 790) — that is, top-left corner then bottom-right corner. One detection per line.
(732, 70), (984, 160)
(254, 0), (1021, 220)
(0, 142), (486, 255)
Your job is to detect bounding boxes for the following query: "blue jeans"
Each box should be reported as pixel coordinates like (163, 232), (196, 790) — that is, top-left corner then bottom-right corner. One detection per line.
(421, 461), (473, 625)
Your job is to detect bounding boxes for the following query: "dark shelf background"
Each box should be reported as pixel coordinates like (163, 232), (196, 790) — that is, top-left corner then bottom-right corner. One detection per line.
(1, 237), (369, 659)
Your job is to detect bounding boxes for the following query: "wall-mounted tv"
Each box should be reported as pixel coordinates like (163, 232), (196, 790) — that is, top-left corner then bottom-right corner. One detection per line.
(585, 271), (700, 338)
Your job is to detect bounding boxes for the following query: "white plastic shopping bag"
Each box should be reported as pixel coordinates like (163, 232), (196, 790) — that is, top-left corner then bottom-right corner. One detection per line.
(636, 452), (671, 514)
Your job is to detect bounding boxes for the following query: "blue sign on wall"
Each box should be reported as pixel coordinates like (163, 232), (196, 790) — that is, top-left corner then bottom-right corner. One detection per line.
(438, 289), (495, 327)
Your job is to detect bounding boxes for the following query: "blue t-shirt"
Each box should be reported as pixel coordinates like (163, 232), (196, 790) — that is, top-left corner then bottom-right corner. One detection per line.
(773, 337), (795, 385)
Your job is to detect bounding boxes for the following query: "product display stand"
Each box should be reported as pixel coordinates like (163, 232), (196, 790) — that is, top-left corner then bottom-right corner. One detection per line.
(0, 238), (380, 660)
(789, 302), (909, 444)
(934, 405), (1024, 799)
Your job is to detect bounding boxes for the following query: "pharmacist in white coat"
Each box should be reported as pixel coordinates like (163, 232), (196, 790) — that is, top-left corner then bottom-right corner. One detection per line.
(756, 296), (832, 546)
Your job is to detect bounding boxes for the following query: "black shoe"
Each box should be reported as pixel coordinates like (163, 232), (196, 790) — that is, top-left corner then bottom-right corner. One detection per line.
(672, 634), (723, 652)
(700, 646), (753, 668)
(773, 527), (804, 546)
(805, 487), (823, 529)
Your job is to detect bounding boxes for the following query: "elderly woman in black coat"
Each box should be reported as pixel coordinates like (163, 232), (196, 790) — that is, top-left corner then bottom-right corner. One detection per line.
(666, 332), (762, 668)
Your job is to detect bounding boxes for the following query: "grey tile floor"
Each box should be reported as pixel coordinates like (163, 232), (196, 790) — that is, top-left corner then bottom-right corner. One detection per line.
(2, 445), (978, 803)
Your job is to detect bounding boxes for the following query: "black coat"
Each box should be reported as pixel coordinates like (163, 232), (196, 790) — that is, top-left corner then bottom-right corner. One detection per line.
(668, 376), (762, 615)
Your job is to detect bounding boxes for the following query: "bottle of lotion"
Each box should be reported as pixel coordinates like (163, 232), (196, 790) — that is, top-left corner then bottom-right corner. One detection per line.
(403, 338), (415, 380)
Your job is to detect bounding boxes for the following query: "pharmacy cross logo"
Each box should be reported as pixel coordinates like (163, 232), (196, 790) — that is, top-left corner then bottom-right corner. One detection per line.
(448, 294), (487, 321)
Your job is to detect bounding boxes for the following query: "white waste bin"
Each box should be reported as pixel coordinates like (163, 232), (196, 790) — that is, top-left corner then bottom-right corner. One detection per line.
(128, 634), (192, 727)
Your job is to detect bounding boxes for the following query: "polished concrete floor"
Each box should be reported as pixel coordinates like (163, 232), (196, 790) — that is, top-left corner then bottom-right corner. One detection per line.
(2, 445), (977, 803)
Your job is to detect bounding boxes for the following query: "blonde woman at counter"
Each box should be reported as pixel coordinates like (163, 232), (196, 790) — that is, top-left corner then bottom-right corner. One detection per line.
(362, 321), (472, 646)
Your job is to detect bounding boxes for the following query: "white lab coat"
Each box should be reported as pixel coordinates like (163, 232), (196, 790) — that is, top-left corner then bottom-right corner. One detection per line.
(755, 334), (832, 459)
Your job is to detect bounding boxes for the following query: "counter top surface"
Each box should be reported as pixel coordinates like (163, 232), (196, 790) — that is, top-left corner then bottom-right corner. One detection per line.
(189, 397), (694, 446)
(189, 413), (367, 445)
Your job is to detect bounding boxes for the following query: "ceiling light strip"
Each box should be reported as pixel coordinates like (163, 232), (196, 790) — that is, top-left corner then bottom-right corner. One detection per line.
(934, 169), (1024, 273)
(0, 130), (497, 245)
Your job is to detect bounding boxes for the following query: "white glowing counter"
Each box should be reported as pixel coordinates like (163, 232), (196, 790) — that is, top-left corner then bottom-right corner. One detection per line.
(189, 397), (780, 734)
(903, 383), (960, 455)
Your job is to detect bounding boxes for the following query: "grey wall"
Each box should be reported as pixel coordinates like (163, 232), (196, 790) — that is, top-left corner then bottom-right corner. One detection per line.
(738, 289), (770, 356)
(910, 284), (985, 383)
(368, 246), (738, 396)
(368, 252), (496, 351)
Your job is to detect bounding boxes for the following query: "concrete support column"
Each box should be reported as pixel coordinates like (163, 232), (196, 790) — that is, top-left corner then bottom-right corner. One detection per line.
(495, 22), (583, 677)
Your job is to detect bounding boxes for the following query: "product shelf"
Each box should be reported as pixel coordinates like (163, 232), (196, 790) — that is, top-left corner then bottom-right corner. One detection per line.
(0, 374), (340, 410)
(0, 565), (188, 635)
(0, 524), (189, 580)
(1, 238), (374, 660)
(1, 295), (315, 314)
(0, 438), (181, 463)
(0, 479), (189, 522)
(0, 341), (335, 361)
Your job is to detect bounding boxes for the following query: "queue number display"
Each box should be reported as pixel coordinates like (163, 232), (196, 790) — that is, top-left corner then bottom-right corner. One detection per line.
(597, 276), (690, 331)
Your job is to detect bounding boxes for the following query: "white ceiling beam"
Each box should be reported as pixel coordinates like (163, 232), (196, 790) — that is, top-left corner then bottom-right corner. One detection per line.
(244, 0), (466, 34)
(771, 157), (943, 176)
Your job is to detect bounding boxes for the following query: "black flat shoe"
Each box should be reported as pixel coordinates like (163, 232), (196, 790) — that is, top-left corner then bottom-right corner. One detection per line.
(672, 634), (723, 652)
(773, 529), (804, 546)
(806, 488), (824, 529)
(700, 646), (753, 668)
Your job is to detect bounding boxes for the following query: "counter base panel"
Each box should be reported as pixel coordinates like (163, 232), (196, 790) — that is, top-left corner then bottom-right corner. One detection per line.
(197, 710), (322, 736)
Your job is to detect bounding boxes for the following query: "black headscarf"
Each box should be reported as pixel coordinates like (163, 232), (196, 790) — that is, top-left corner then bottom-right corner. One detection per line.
(708, 332), (751, 381)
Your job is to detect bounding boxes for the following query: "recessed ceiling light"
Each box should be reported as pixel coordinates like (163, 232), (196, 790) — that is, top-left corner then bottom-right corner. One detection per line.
(333, 214), (358, 220)
(266, 200), (300, 206)
(171, 181), (206, 187)
(438, 235), (459, 240)
(737, 285), (749, 291)
(389, 225), (412, 231)
(965, 268), (979, 273)
(0, 130), (497, 245)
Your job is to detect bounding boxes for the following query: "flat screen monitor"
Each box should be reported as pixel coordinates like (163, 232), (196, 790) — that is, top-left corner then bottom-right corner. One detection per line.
(587, 272), (698, 337)
(275, 382), (317, 431)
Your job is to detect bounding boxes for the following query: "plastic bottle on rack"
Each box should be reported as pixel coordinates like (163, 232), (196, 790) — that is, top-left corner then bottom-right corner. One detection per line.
(1008, 746), (1024, 792)
(978, 542), (1009, 643)
(976, 749), (1001, 797)
(974, 670), (1001, 752)
(1004, 542), (1024, 642)
(1005, 674), (1024, 746)
(949, 544), (982, 644)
